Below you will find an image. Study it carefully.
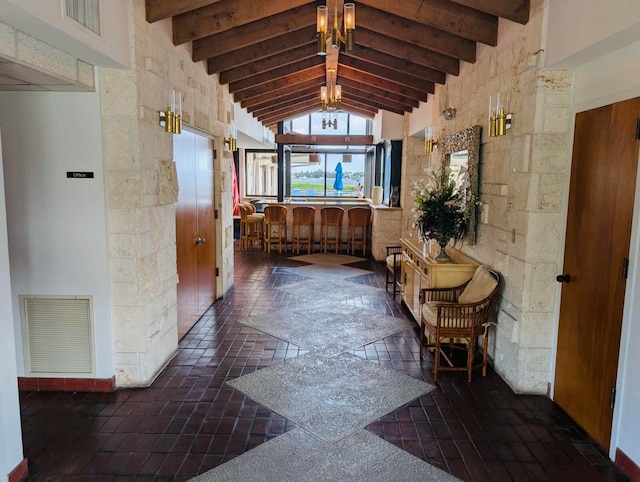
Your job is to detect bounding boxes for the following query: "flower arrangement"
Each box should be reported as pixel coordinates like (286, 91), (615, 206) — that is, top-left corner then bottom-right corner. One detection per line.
(412, 165), (473, 261)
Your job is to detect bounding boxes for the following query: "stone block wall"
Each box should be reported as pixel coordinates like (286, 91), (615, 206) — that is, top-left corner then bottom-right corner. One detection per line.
(401, 0), (575, 393)
(0, 20), (94, 90)
(370, 207), (403, 261)
(101, 1), (234, 387)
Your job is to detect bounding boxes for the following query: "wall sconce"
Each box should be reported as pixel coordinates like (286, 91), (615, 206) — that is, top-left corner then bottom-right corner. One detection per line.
(317, 3), (355, 55)
(424, 125), (437, 153)
(225, 125), (238, 151)
(488, 93), (512, 137)
(159, 89), (182, 134)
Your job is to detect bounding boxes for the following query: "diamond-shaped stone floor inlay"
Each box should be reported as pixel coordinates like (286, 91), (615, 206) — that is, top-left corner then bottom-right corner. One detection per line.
(276, 278), (380, 302)
(240, 303), (414, 357)
(294, 263), (371, 280)
(190, 428), (460, 482)
(290, 253), (366, 265)
(227, 352), (434, 443)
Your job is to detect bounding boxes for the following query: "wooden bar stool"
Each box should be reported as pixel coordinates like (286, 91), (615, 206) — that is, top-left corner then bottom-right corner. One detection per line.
(292, 206), (316, 254)
(346, 207), (371, 256)
(239, 203), (264, 249)
(263, 205), (288, 253)
(320, 207), (344, 253)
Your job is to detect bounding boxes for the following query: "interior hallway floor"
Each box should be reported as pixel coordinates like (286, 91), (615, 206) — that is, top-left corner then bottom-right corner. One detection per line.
(19, 243), (629, 481)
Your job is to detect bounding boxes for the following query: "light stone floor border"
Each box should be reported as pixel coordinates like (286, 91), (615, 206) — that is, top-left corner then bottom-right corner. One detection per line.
(276, 278), (380, 302)
(290, 253), (366, 265)
(293, 263), (372, 280)
(191, 428), (460, 482)
(227, 352), (434, 444)
(189, 251), (455, 481)
(239, 303), (414, 357)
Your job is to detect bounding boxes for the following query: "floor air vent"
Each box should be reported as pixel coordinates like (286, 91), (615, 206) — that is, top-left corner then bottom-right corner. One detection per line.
(20, 295), (95, 376)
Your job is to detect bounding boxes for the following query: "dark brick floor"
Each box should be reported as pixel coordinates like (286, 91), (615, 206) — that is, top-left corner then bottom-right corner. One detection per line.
(19, 243), (629, 481)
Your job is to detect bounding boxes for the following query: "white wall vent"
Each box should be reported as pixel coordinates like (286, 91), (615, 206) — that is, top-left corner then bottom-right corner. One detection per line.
(20, 295), (95, 377)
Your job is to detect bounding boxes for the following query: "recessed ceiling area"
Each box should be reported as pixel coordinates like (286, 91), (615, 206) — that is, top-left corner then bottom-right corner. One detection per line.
(0, 58), (89, 91)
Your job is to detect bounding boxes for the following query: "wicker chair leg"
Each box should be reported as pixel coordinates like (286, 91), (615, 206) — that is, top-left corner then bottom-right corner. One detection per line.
(482, 331), (489, 377)
(467, 338), (475, 382)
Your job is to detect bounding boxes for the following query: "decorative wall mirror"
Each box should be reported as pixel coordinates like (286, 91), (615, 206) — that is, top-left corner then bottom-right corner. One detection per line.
(439, 125), (481, 245)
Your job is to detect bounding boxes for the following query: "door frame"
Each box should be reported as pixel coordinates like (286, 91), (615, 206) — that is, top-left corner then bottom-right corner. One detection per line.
(549, 98), (640, 459)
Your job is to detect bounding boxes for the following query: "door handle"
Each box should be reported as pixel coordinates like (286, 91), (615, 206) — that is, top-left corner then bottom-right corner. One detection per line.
(556, 274), (571, 283)
(196, 237), (206, 245)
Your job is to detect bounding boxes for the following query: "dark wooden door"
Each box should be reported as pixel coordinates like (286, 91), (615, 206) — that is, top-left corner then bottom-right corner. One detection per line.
(555, 97), (640, 449)
(174, 131), (216, 339)
(195, 135), (215, 315)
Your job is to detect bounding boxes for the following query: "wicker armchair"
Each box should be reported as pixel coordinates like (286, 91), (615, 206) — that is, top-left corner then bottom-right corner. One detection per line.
(419, 265), (501, 382)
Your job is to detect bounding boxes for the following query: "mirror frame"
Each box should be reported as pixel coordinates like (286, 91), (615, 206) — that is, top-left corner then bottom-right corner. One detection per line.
(439, 125), (481, 245)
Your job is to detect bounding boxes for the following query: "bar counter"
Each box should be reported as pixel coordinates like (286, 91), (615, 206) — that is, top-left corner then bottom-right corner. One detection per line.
(247, 198), (403, 260)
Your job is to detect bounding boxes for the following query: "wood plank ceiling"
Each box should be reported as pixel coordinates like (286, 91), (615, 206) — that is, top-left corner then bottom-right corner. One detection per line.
(145, 0), (530, 129)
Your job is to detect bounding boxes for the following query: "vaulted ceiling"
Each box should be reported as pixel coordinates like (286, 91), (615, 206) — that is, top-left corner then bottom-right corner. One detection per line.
(145, 0), (530, 129)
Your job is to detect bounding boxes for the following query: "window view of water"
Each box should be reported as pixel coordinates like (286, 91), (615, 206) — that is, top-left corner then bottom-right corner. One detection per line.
(245, 113), (370, 198)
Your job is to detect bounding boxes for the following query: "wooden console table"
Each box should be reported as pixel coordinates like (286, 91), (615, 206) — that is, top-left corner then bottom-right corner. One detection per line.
(400, 238), (479, 324)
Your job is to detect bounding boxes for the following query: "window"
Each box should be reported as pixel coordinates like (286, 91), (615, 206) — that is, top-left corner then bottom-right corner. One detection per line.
(245, 150), (277, 197)
(65, 0), (101, 35)
(248, 113), (372, 199)
(290, 152), (365, 198)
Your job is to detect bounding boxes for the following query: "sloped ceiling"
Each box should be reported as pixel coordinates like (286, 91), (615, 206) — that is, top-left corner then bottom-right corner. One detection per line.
(145, 0), (530, 128)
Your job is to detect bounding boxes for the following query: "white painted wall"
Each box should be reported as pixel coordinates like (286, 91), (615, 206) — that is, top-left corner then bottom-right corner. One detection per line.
(372, 110), (405, 143)
(407, 100), (434, 138)
(234, 104), (275, 149)
(546, 0), (640, 68)
(0, 90), (113, 378)
(0, 0), (130, 68)
(0, 129), (24, 482)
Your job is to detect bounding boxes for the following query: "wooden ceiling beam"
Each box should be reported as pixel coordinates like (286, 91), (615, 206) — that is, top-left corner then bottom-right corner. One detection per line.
(343, 95), (406, 116)
(341, 85), (415, 112)
(251, 93), (319, 118)
(172, 0), (309, 45)
(339, 106), (376, 119)
(258, 102), (320, 123)
(343, 49), (445, 85)
(145, 0), (220, 23)
(245, 87), (320, 113)
(356, 4), (476, 63)
(233, 65), (325, 102)
(357, 28), (459, 76)
(221, 44), (318, 85)
(450, 0), (530, 25)
(275, 134), (375, 145)
(338, 77), (422, 107)
(256, 101), (318, 122)
(240, 78), (324, 109)
(206, 28), (315, 73)
(260, 106), (319, 125)
(339, 66), (428, 102)
(192, 3), (317, 61)
(338, 55), (434, 94)
(356, 0), (498, 46)
(228, 57), (324, 93)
